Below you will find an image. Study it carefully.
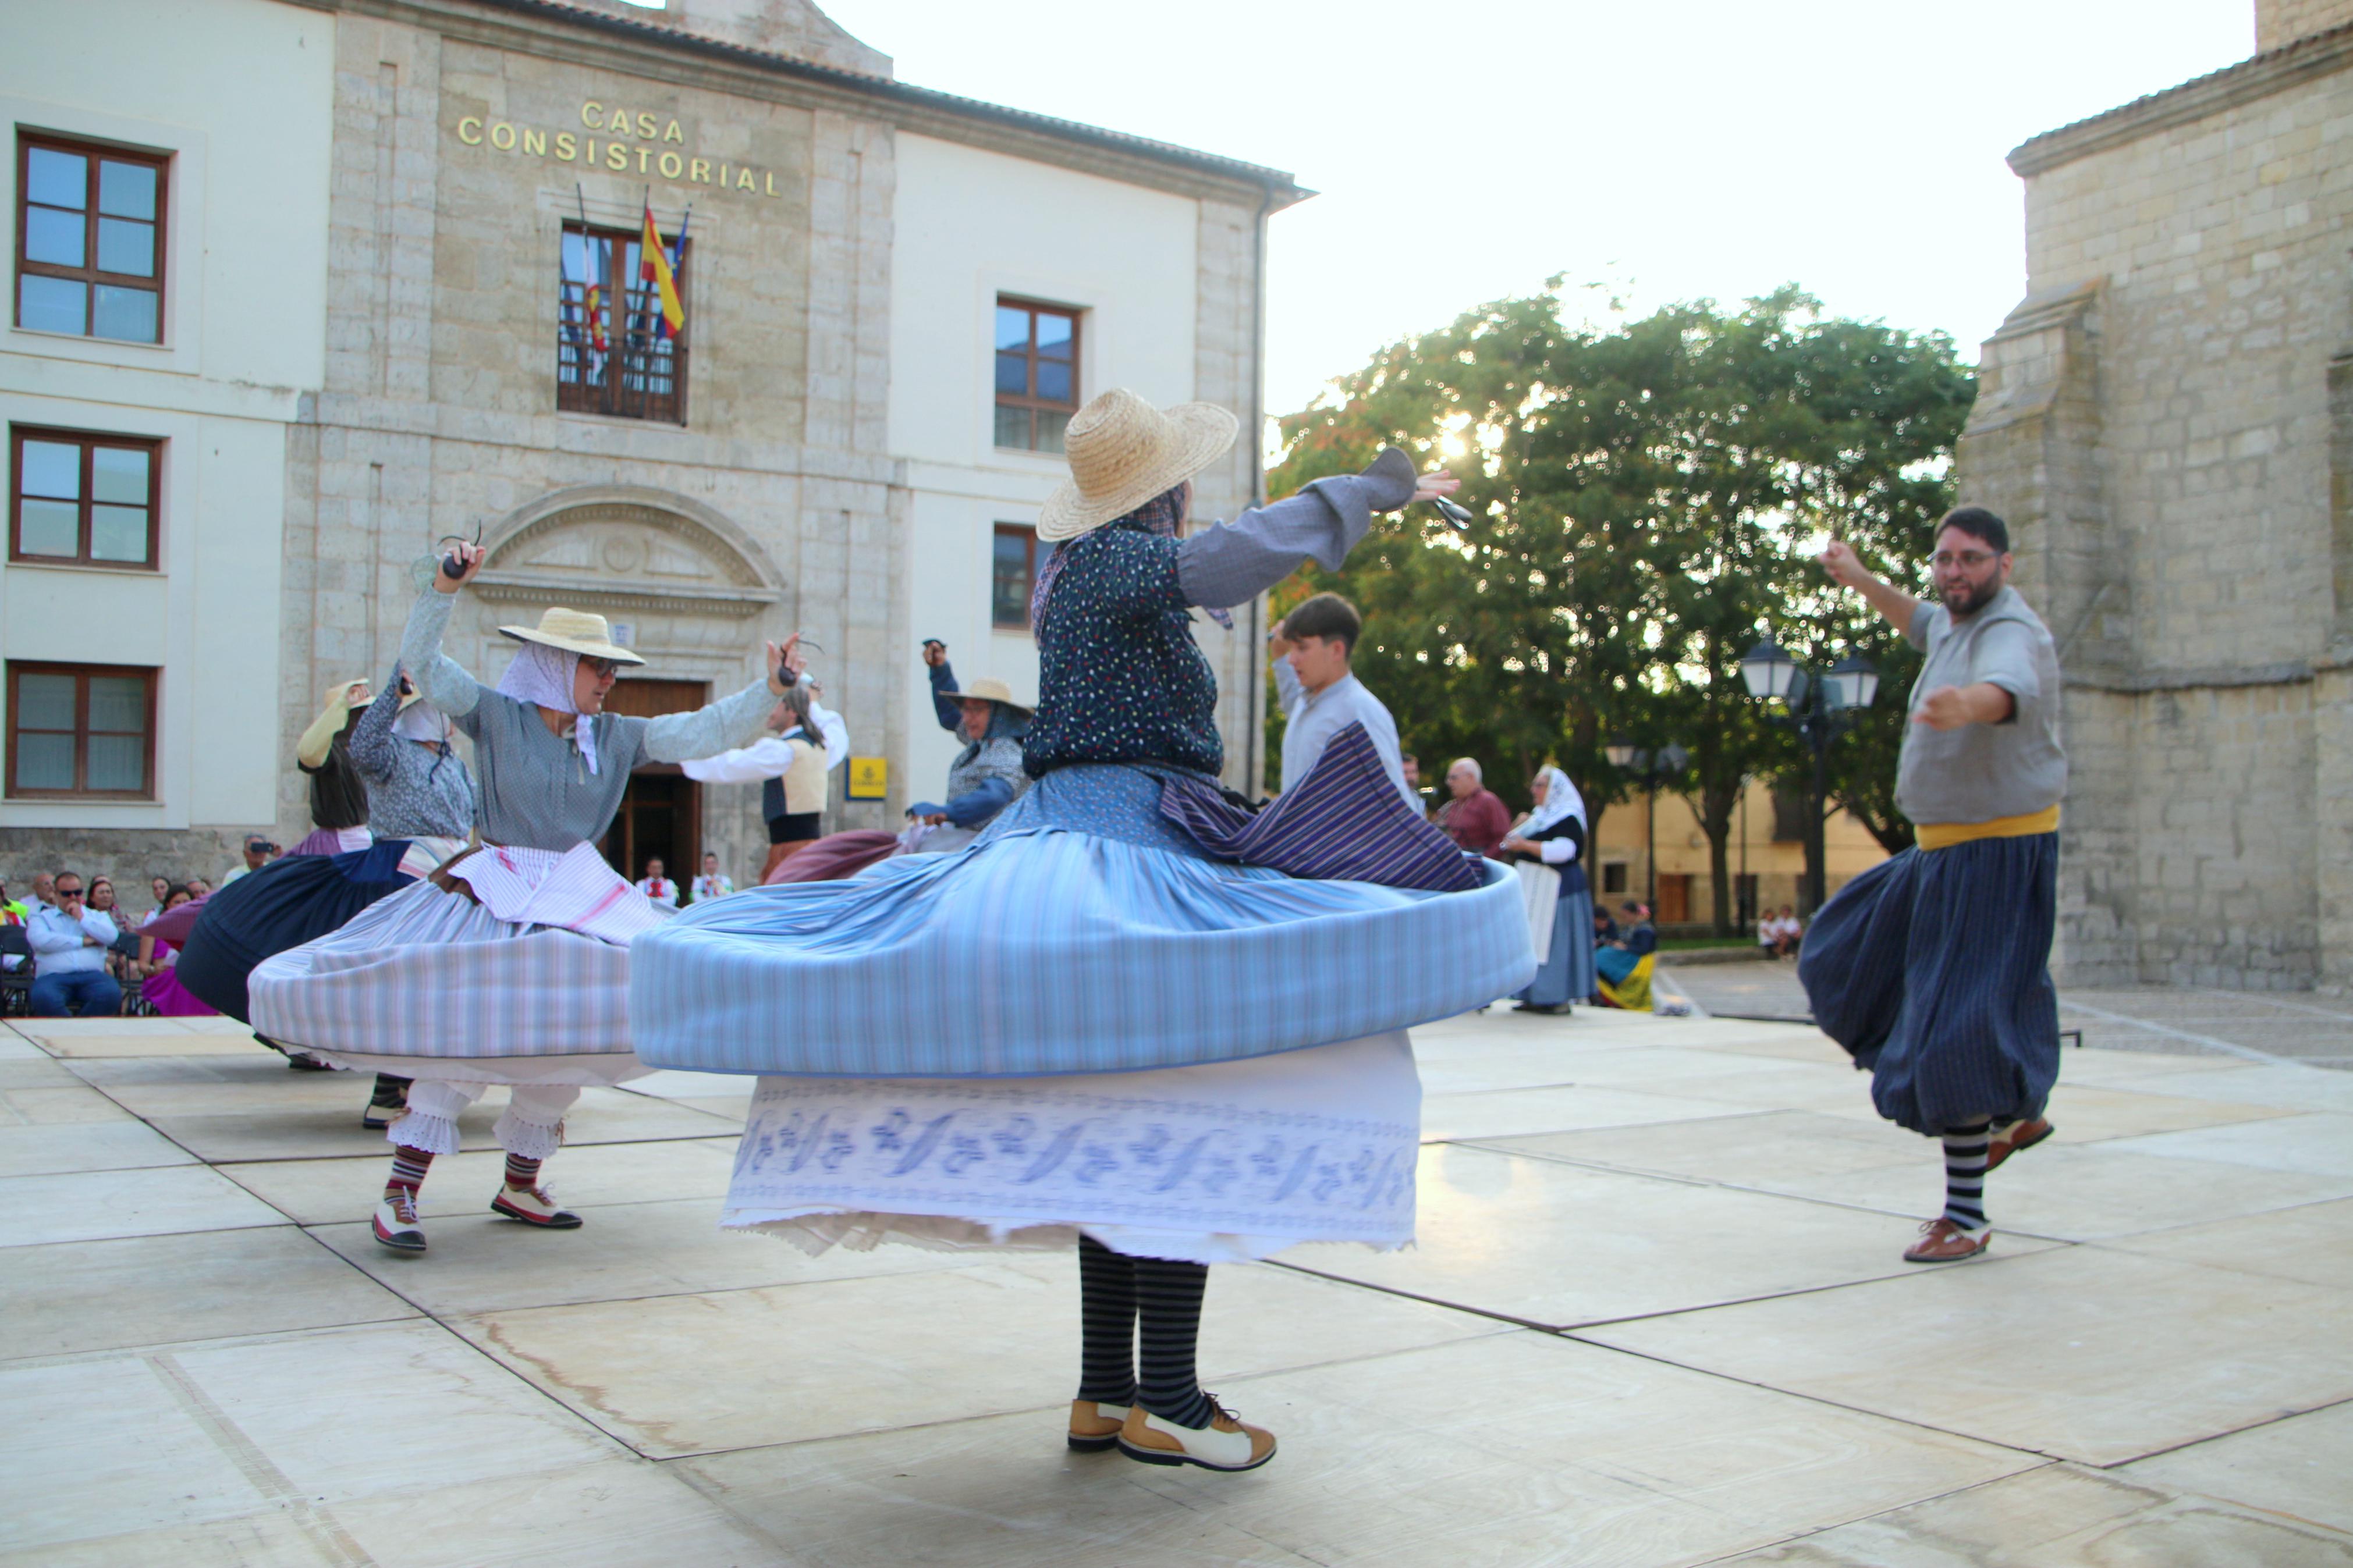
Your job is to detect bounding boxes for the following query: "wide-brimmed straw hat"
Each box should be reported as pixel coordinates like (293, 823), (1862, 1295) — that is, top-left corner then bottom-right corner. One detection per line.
(498, 607), (647, 666)
(936, 675), (1032, 717)
(1037, 388), (1238, 543)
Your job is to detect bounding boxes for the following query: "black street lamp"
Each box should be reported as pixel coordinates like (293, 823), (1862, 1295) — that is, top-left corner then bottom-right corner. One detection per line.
(1740, 638), (1878, 916)
(1605, 739), (1688, 918)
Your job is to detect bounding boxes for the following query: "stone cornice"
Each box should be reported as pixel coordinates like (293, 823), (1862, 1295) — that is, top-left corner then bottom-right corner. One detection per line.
(471, 575), (779, 617)
(2065, 660), (2317, 694)
(292, 0), (1312, 212)
(2010, 20), (2353, 177)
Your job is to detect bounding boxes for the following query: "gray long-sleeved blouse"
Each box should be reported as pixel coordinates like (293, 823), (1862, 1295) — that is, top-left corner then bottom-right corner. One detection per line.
(348, 665), (479, 841)
(400, 589), (773, 851)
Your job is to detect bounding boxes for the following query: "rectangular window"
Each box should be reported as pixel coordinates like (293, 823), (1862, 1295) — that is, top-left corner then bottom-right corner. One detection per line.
(556, 221), (688, 424)
(992, 523), (1040, 630)
(9, 427), (159, 568)
(1602, 861), (1628, 895)
(6, 662), (156, 798)
(1770, 787), (1808, 844)
(16, 133), (168, 343)
(993, 298), (1080, 453)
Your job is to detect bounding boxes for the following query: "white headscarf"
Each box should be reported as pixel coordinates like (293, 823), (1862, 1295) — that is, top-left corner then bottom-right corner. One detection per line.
(1523, 765), (1586, 836)
(496, 642), (598, 774)
(392, 698), (450, 745)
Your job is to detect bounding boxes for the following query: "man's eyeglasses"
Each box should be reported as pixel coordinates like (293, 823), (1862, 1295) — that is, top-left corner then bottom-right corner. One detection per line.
(54, 887), (84, 900)
(1929, 550), (1999, 571)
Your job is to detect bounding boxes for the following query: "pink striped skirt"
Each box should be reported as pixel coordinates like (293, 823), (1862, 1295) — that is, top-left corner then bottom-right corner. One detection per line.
(247, 876), (666, 1087)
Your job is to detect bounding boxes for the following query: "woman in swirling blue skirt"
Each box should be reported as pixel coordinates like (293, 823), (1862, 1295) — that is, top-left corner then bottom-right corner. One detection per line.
(633, 389), (1532, 1474)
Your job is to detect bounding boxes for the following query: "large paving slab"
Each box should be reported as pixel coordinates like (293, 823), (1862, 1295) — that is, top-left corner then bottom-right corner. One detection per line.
(1283, 1142), (2046, 1328)
(0, 1228), (417, 1360)
(680, 1331), (2036, 1568)
(2121, 1398), (2353, 1537)
(219, 1136), (741, 1225)
(2096, 1196), (2353, 1292)
(1583, 1245), (2353, 1465)
(455, 1254), (1511, 1457)
(147, 1083), (739, 1164)
(1722, 1460), (2353, 1564)
(0, 1164), (288, 1248)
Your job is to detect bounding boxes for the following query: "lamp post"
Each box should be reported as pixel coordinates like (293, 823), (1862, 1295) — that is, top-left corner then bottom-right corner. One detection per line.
(1605, 739), (1687, 919)
(1740, 638), (1878, 916)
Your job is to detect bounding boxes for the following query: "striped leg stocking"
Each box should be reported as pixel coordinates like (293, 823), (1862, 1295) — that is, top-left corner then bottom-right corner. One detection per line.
(386, 1146), (433, 1200)
(1075, 1235), (1138, 1406)
(503, 1153), (542, 1192)
(1942, 1121), (1992, 1233)
(1135, 1256), (1213, 1430)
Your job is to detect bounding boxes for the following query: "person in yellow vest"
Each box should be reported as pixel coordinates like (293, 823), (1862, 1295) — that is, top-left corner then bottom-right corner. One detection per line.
(1802, 507), (2068, 1265)
(682, 681), (847, 880)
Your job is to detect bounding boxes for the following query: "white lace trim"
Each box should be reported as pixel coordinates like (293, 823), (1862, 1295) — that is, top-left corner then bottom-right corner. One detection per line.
(386, 1109), (462, 1156)
(492, 1109), (566, 1160)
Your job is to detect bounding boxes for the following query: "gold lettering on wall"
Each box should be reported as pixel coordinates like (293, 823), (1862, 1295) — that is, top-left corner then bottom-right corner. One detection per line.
(449, 102), (786, 198)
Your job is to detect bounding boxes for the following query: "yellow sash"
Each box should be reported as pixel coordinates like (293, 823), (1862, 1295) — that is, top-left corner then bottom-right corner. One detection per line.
(1915, 804), (2060, 851)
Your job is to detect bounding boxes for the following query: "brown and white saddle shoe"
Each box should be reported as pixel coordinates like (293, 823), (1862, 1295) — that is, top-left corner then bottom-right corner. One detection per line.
(1903, 1217), (1991, 1263)
(1985, 1117), (2054, 1171)
(1117, 1398), (1276, 1472)
(490, 1185), (583, 1229)
(1067, 1400), (1131, 1453)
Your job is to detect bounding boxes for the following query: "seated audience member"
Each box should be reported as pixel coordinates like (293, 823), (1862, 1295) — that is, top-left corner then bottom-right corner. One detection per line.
(1772, 904), (1805, 958)
(27, 872), (124, 1017)
(636, 858), (680, 909)
(1593, 902), (1620, 947)
(689, 852), (734, 903)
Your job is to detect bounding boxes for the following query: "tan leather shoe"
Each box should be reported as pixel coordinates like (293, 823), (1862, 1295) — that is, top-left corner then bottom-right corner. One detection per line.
(1118, 1398), (1276, 1472)
(1067, 1399), (1131, 1453)
(1985, 1117), (2053, 1171)
(1904, 1218), (1991, 1263)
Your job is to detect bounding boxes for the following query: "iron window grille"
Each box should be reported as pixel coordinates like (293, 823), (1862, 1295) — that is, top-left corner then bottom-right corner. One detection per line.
(556, 221), (688, 425)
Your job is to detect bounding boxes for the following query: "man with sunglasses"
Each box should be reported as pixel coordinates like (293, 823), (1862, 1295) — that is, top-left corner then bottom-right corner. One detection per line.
(1802, 506), (2067, 1265)
(27, 873), (125, 1017)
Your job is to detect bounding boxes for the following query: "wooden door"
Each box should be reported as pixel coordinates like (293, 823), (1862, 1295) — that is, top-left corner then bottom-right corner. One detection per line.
(1656, 873), (1692, 925)
(597, 677), (706, 886)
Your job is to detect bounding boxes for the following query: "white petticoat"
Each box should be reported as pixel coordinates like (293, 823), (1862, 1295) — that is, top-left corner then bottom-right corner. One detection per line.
(723, 1030), (1420, 1265)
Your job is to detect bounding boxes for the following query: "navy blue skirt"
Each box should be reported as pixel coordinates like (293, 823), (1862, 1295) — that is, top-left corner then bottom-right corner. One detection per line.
(176, 842), (417, 1023)
(1797, 833), (2059, 1135)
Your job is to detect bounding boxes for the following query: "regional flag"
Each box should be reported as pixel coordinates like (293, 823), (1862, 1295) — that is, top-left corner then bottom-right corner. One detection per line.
(639, 205), (685, 341)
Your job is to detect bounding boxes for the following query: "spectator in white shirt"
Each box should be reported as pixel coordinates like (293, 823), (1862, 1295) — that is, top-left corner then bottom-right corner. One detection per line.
(221, 835), (277, 886)
(635, 858), (679, 909)
(28, 872), (124, 1016)
(690, 852), (734, 903)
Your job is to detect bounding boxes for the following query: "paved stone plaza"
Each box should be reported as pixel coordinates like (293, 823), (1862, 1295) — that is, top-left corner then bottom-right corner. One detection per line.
(3, 1006), (2350, 1566)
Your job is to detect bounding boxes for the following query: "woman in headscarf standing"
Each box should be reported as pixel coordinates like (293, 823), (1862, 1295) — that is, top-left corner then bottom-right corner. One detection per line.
(1499, 766), (1597, 1014)
(632, 389), (1533, 1474)
(250, 544), (794, 1255)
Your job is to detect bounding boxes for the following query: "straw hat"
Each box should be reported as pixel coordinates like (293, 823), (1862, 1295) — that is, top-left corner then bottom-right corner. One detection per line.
(498, 607), (647, 666)
(936, 675), (1032, 717)
(1037, 389), (1238, 543)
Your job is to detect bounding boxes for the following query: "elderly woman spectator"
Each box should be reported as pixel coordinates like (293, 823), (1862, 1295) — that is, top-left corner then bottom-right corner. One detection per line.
(908, 641), (1030, 854)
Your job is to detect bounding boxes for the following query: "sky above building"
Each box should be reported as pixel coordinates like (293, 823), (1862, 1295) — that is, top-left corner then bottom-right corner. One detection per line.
(815, 0), (2254, 417)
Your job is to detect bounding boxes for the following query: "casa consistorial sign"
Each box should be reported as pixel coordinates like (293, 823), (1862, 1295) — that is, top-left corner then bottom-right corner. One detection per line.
(452, 101), (785, 197)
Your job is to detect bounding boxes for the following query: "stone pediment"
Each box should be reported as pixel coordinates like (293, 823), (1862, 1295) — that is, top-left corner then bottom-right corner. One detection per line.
(473, 488), (783, 620)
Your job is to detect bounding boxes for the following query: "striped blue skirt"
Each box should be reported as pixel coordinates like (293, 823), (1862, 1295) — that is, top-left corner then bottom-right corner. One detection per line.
(1798, 833), (2060, 1135)
(631, 764), (1535, 1078)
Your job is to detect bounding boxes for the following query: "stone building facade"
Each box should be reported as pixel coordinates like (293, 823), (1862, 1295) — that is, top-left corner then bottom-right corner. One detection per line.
(1957, 0), (2353, 991)
(2, 0), (1301, 893)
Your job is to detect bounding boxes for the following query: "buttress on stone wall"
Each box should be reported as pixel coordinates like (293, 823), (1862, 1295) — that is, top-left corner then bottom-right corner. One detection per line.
(1958, 5), (2353, 991)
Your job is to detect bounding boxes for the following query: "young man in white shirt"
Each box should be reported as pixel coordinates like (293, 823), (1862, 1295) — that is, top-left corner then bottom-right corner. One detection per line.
(635, 858), (679, 909)
(1266, 592), (1414, 808)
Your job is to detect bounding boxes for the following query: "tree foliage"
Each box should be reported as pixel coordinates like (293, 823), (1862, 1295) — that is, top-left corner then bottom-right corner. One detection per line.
(1265, 285), (1974, 923)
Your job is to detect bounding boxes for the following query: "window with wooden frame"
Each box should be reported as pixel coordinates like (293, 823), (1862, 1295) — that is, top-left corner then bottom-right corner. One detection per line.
(16, 133), (168, 343)
(6, 662), (157, 799)
(556, 221), (688, 424)
(994, 298), (1080, 452)
(991, 523), (1041, 630)
(10, 427), (160, 568)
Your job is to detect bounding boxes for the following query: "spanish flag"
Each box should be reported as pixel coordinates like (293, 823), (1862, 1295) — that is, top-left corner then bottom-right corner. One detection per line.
(639, 204), (685, 341)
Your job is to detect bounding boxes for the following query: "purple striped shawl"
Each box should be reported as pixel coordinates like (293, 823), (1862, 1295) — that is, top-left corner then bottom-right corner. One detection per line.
(1158, 723), (1484, 893)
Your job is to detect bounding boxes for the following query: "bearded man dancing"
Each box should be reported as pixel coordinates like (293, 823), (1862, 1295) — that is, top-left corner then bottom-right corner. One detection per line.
(1802, 506), (2067, 1264)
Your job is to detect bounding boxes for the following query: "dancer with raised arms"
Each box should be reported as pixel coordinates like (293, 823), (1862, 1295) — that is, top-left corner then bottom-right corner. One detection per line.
(633, 388), (1534, 1473)
(250, 541), (797, 1254)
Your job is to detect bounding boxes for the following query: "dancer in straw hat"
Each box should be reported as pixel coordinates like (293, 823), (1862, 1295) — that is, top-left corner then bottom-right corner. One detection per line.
(633, 387), (1534, 1473)
(906, 646), (1031, 854)
(250, 543), (800, 1254)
